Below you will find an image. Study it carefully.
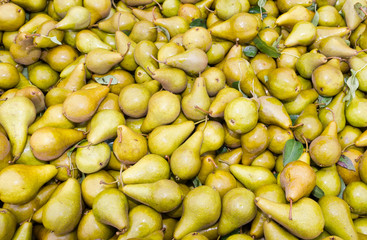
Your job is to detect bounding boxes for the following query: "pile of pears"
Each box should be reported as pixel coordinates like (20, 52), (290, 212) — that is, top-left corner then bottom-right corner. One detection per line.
(2, 0), (367, 239)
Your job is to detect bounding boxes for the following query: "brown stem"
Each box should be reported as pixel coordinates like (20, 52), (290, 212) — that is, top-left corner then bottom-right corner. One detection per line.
(208, 157), (218, 168)
(194, 105), (211, 115)
(165, 155), (170, 164)
(152, 0), (162, 10)
(342, 143), (355, 153)
(118, 126), (123, 143)
(289, 199), (293, 220)
(289, 123), (304, 129)
(204, 6), (215, 13)
(325, 107), (336, 122)
(150, 54), (166, 64)
(360, 6), (367, 17)
(25, 33), (41, 38)
(100, 180), (119, 185)
(111, 0), (117, 9)
(302, 134), (309, 152)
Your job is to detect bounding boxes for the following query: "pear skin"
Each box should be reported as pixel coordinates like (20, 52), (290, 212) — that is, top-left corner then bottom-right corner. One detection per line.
(77, 210), (115, 240)
(0, 208), (17, 240)
(263, 220), (298, 240)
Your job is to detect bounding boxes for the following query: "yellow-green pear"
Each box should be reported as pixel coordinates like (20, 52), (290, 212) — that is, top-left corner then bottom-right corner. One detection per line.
(118, 83), (151, 118)
(284, 21), (316, 47)
(165, 48), (208, 76)
(115, 30), (138, 71)
(150, 67), (188, 94)
(83, 0), (111, 25)
(275, 5), (314, 30)
(318, 91), (346, 132)
(98, 11), (137, 33)
(346, 91), (367, 128)
(30, 127), (85, 161)
(319, 36), (358, 58)
(266, 67), (301, 101)
(258, 96), (292, 129)
(349, 56), (367, 92)
(11, 220), (33, 240)
(316, 165), (341, 196)
(312, 60), (344, 97)
(42, 178), (83, 236)
(77, 210), (115, 240)
(0, 208), (17, 240)
(0, 96), (36, 160)
(293, 104), (323, 143)
(86, 48), (123, 75)
(263, 220), (298, 240)
(230, 165), (276, 191)
(0, 164), (57, 204)
(296, 51), (327, 79)
(154, 16), (189, 38)
(240, 123), (269, 165)
(0, 63), (20, 90)
(173, 186), (221, 240)
(75, 141), (110, 174)
(209, 88), (242, 118)
(343, 181), (367, 214)
(205, 169), (237, 197)
(0, 3), (25, 31)
(55, 6), (91, 30)
(33, 225), (77, 239)
(255, 197), (324, 239)
(76, 29), (112, 53)
(196, 121), (224, 154)
(121, 154), (170, 184)
(342, 0), (367, 30)
(92, 188), (129, 232)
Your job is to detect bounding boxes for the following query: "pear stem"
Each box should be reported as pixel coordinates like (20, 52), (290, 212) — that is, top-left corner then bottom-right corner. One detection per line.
(150, 54), (166, 64)
(204, 6), (215, 13)
(208, 157), (218, 168)
(0, 98), (8, 101)
(289, 123), (304, 129)
(8, 155), (19, 164)
(146, 66), (155, 76)
(289, 199), (293, 220)
(194, 118), (207, 125)
(342, 143), (355, 153)
(302, 134), (309, 152)
(165, 155), (170, 164)
(359, 7), (367, 18)
(194, 105), (211, 115)
(111, 0), (117, 9)
(325, 107), (336, 122)
(357, 48), (367, 54)
(55, 165), (72, 177)
(152, 6), (157, 21)
(100, 180), (119, 185)
(118, 126), (123, 143)
(152, 0), (162, 10)
(25, 33), (41, 38)
(117, 12), (122, 31)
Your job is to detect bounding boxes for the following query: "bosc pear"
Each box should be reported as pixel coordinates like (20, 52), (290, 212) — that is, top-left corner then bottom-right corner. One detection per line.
(0, 96), (36, 160)
(30, 127), (85, 161)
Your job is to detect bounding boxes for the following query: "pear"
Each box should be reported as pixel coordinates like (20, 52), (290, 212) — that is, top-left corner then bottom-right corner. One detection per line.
(75, 141), (110, 174)
(255, 197), (324, 239)
(15, 86), (45, 114)
(205, 169), (237, 197)
(181, 232), (209, 240)
(229, 165), (276, 191)
(123, 179), (183, 213)
(309, 121), (342, 167)
(284, 21), (316, 47)
(98, 93), (121, 111)
(41, 44), (79, 73)
(30, 127), (85, 161)
(148, 121), (195, 157)
(240, 123), (269, 165)
(218, 188), (256, 236)
(296, 51), (327, 79)
(0, 63), (20, 90)
(293, 104), (323, 143)
(360, 150), (367, 184)
(91, 28), (116, 50)
(84, 0), (111, 25)
(115, 30), (138, 72)
(197, 121), (224, 154)
(92, 188), (129, 231)
(132, 7), (163, 22)
(42, 178), (83, 235)
(258, 96), (292, 129)
(55, 6), (91, 30)
(215, 148), (243, 172)
(312, 60), (344, 97)
(121, 154), (170, 184)
(28, 104), (75, 134)
(342, 0), (367, 30)
(27, 62), (59, 91)
(15, 135), (45, 166)
(224, 97), (258, 134)
(86, 49), (123, 75)
(118, 83), (151, 118)
(113, 125), (148, 164)
(76, 29), (112, 53)
(18, 12), (52, 33)
(134, 40), (159, 76)
(154, 16), (189, 38)
(0, 96), (36, 160)
(318, 91), (346, 132)
(316, 165), (341, 196)
(350, 56), (367, 92)
(343, 181), (367, 214)
(63, 84), (109, 123)
(0, 3), (25, 31)
(267, 67), (301, 101)
(201, 67), (226, 96)
(157, 42), (185, 69)
(275, 5), (314, 29)
(337, 148), (362, 184)
(317, 5), (346, 27)
(345, 91), (367, 128)
(170, 131), (203, 180)
(0, 208), (17, 240)
(141, 91), (181, 133)
(318, 196), (358, 240)
(209, 13), (260, 44)
(87, 109), (125, 145)
(77, 210), (115, 240)
(198, 155), (219, 183)
(319, 36), (358, 58)
(162, 0), (180, 17)
(117, 205), (162, 240)
(33, 225), (77, 239)
(0, 164), (57, 205)
(267, 126), (294, 155)
(339, 125), (363, 151)
(129, 20), (157, 43)
(33, 20), (64, 48)
(11, 220), (33, 240)
(173, 186), (221, 240)
(263, 220), (298, 240)
(45, 88), (72, 107)
(209, 88), (242, 118)
(207, 41), (234, 65)
(183, 27), (212, 52)
(182, 77), (211, 121)
(98, 11), (136, 33)
(150, 68), (188, 93)
(354, 217), (367, 234)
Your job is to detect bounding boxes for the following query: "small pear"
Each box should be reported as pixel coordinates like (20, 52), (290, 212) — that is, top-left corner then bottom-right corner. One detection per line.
(183, 27), (212, 52)
(55, 6), (91, 30)
(98, 11), (137, 33)
(87, 109), (126, 145)
(0, 63), (20, 90)
(266, 67), (301, 101)
(229, 165), (276, 192)
(209, 88), (242, 118)
(319, 36), (358, 58)
(215, 148), (243, 171)
(205, 169), (237, 197)
(0, 164), (57, 205)
(118, 83), (151, 118)
(117, 205), (162, 240)
(293, 104), (323, 143)
(86, 48), (123, 74)
(255, 197), (324, 239)
(173, 186), (221, 240)
(92, 188), (129, 231)
(240, 123), (269, 165)
(33, 20), (64, 48)
(275, 5), (315, 29)
(84, 0), (111, 25)
(30, 127), (85, 161)
(15, 86), (45, 114)
(121, 154), (170, 184)
(77, 210), (115, 240)
(150, 68), (188, 93)
(63, 84), (109, 123)
(316, 165), (341, 196)
(141, 91), (181, 133)
(170, 131), (203, 180)
(318, 90), (346, 132)
(337, 148), (362, 185)
(284, 21), (316, 47)
(11, 220), (33, 240)
(258, 96), (292, 129)
(318, 196), (358, 240)
(75, 141), (110, 174)
(296, 51), (328, 79)
(164, 48), (208, 76)
(218, 188), (256, 236)
(346, 90), (367, 128)
(207, 41), (234, 65)
(76, 29), (112, 53)
(98, 93), (121, 111)
(312, 60), (344, 97)
(263, 220), (298, 240)
(0, 209), (17, 240)
(113, 125), (148, 164)
(343, 181), (367, 215)
(115, 30), (138, 71)
(154, 16), (189, 38)
(148, 121), (195, 157)
(134, 40), (159, 76)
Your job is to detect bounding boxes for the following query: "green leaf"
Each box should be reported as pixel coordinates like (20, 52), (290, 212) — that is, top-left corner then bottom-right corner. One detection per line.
(22, 67), (29, 80)
(264, 75), (269, 83)
(345, 39), (351, 46)
(306, 1), (317, 11)
(243, 45), (258, 58)
(216, 145), (228, 154)
(249, 6), (268, 17)
(48, 36), (62, 45)
(343, 69), (359, 106)
(312, 185), (325, 199)
(220, 228), (241, 240)
(354, 2), (367, 19)
(317, 95), (333, 108)
(192, 176), (202, 188)
(337, 154), (356, 171)
(94, 75), (118, 85)
(253, 36), (281, 58)
(122, 30), (131, 36)
(156, 26), (170, 41)
(271, 34), (282, 49)
(337, 175), (346, 198)
(311, 10), (319, 26)
(231, 81), (248, 97)
(283, 139), (304, 166)
(78, 172), (86, 184)
(67, 139), (88, 158)
(190, 18), (207, 29)
(289, 115), (299, 125)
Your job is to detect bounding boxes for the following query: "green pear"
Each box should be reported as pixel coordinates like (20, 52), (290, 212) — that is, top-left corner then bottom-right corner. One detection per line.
(91, 28), (116, 50)
(93, 188), (129, 231)
(206, 41), (234, 65)
(121, 154), (170, 184)
(0, 63), (20, 90)
(76, 30), (112, 54)
(201, 67), (226, 97)
(215, 0), (249, 20)
(63, 84), (109, 123)
(117, 205), (162, 240)
(0, 3), (25, 31)
(354, 217), (367, 235)
(150, 67), (188, 93)
(118, 83), (151, 118)
(275, 5), (314, 29)
(18, 13), (52, 33)
(134, 40), (159, 76)
(312, 60), (344, 97)
(255, 197), (324, 239)
(148, 121), (195, 157)
(115, 30), (138, 71)
(98, 11), (136, 34)
(0, 164), (57, 204)
(87, 109), (126, 144)
(284, 21), (316, 47)
(42, 178), (83, 236)
(317, 5), (345, 27)
(30, 127), (85, 161)
(165, 48), (208, 76)
(0, 96), (36, 160)
(141, 91), (181, 133)
(266, 67), (301, 101)
(84, 0), (111, 25)
(131, 7), (162, 22)
(113, 125), (148, 164)
(33, 20), (64, 48)
(296, 51), (327, 79)
(346, 90), (367, 128)
(182, 27), (212, 52)
(318, 91), (346, 133)
(319, 36), (358, 58)
(196, 121), (225, 155)
(154, 16), (189, 38)
(123, 179), (183, 213)
(218, 188), (256, 236)
(240, 123), (269, 165)
(318, 195), (358, 240)
(263, 220), (298, 240)
(77, 210), (115, 240)
(33, 225), (77, 239)
(205, 169), (237, 198)
(342, 0), (367, 30)
(293, 104), (323, 143)
(349, 56), (367, 92)
(258, 96), (292, 129)
(55, 6), (91, 30)
(316, 165), (341, 196)
(170, 131), (203, 180)
(11, 220), (32, 240)
(174, 186), (221, 240)
(157, 42), (185, 69)
(86, 48), (123, 75)
(343, 181), (367, 214)
(209, 88), (242, 118)
(75, 141), (110, 174)
(0, 208), (16, 240)
(229, 165), (276, 192)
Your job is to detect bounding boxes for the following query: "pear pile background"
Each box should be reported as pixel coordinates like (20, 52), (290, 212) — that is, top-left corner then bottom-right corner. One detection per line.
(1, 0), (367, 239)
